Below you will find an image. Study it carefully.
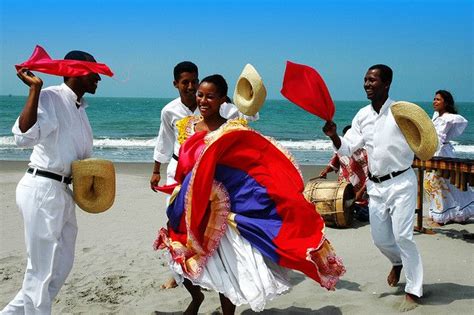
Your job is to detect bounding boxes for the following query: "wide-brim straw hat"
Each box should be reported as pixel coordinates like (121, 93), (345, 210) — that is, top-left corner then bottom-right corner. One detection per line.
(72, 158), (115, 213)
(391, 101), (438, 161)
(233, 64), (267, 116)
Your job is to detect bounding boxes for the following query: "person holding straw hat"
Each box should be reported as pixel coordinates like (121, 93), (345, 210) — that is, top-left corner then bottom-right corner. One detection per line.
(323, 64), (423, 312)
(2, 47), (113, 315)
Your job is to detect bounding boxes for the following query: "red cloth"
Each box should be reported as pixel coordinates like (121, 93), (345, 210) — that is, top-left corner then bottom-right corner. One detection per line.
(280, 61), (334, 120)
(15, 45), (114, 77)
(329, 148), (369, 206)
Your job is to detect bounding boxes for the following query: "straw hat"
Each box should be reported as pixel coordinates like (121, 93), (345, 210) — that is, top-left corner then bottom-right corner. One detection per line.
(391, 101), (438, 161)
(72, 158), (116, 213)
(233, 64), (267, 116)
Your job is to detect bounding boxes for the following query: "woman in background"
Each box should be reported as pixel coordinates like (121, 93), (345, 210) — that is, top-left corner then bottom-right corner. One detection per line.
(425, 90), (473, 225)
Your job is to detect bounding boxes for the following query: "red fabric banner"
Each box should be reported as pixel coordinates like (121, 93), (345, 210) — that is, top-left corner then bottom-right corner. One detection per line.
(280, 61), (334, 121)
(15, 45), (114, 77)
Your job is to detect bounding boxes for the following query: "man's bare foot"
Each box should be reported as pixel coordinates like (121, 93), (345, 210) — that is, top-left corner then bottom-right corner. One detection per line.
(160, 277), (178, 289)
(387, 265), (403, 287)
(183, 291), (204, 315)
(399, 293), (419, 312)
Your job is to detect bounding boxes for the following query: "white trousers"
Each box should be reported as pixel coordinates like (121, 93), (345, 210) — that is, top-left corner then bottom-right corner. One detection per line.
(1, 173), (77, 315)
(366, 169), (423, 297)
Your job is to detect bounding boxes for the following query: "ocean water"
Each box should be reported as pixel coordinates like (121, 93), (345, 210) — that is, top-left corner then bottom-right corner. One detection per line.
(1, 96), (473, 165)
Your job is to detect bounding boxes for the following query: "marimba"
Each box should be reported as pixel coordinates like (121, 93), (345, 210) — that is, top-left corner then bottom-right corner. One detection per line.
(412, 157), (474, 232)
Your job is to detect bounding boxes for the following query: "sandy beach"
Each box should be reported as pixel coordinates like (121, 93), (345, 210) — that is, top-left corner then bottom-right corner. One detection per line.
(0, 160), (473, 314)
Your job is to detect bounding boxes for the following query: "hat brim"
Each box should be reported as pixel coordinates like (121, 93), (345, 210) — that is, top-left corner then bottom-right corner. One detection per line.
(72, 158), (116, 213)
(233, 64), (266, 116)
(391, 101), (438, 161)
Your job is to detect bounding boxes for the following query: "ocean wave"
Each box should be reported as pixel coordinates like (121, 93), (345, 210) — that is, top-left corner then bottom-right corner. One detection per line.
(93, 137), (157, 147)
(1, 136), (474, 153)
(0, 136), (16, 146)
(277, 139), (334, 150)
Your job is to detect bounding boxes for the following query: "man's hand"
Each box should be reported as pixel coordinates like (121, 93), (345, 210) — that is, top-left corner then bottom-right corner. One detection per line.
(317, 165), (332, 179)
(17, 68), (43, 132)
(322, 120), (341, 149)
(318, 172), (327, 179)
(355, 187), (367, 201)
(150, 173), (161, 192)
(17, 68), (43, 90)
(322, 120), (337, 137)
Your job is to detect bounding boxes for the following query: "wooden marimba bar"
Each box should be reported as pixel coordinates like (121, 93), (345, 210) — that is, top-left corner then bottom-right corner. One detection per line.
(412, 157), (474, 232)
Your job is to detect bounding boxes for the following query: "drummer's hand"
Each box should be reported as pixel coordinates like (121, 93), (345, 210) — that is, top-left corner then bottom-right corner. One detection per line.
(17, 68), (43, 90)
(318, 171), (327, 179)
(150, 173), (161, 192)
(322, 120), (337, 137)
(355, 188), (367, 201)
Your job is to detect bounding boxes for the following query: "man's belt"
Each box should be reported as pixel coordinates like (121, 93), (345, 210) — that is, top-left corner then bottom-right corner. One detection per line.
(368, 167), (410, 184)
(27, 168), (72, 184)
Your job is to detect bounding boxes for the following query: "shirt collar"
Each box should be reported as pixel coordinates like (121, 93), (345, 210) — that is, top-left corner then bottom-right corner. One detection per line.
(60, 83), (89, 109)
(371, 98), (394, 115)
(178, 97), (197, 114)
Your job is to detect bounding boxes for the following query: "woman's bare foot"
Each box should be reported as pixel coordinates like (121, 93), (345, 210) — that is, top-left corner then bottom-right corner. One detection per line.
(160, 277), (178, 289)
(399, 293), (420, 312)
(427, 218), (444, 227)
(387, 265), (403, 287)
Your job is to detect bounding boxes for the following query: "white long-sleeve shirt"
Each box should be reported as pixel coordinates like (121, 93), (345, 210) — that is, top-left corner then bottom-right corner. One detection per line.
(432, 112), (468, 157)
(153, 97), (258, 163)
(12, 83), (93, 177)
(337, 98), (414, 177)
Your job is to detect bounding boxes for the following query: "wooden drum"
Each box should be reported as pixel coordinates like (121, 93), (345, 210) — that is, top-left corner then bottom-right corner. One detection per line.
(303, 180), (356, 228)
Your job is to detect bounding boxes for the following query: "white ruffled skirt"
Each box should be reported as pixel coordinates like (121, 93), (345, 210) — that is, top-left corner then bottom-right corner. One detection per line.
(168, 225), (291, 312)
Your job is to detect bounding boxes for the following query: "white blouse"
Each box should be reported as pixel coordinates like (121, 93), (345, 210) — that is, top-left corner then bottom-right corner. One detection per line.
(432, 112), (468, 157)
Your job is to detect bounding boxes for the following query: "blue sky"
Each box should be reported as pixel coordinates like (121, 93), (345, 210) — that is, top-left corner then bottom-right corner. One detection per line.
(0, 0), (472, 101)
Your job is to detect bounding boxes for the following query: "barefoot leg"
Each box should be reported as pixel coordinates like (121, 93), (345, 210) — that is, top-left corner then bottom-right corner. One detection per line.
(399, 293), (420, 312)
(183, 278), (204, 315)
(160, 276), (178, 289)
(387, 265), (403, 287)
(219, 293), (236, 315)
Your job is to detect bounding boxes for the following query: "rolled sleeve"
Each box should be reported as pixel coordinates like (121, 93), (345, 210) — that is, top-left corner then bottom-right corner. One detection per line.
(12, 118), (41, 147)
(328, 154), (340, 171)
(12, 91), (58, 148)
(337, 116), (365, 157)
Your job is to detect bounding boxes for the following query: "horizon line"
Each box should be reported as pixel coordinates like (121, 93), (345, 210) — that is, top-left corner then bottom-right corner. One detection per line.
(2, 94), (473, 103)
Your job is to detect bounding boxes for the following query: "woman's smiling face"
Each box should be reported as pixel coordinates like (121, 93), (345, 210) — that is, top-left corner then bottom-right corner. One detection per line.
(196, 82), (226, 118)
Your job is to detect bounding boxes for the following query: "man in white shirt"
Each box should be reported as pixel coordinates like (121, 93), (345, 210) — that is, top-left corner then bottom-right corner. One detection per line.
(323, 64), (422, 312)
(150, 61), (258, 190)
(2, 51), (103, 315)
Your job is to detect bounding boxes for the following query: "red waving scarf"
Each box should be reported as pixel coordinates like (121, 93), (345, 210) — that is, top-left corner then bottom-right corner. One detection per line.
(15, 45), (114, 77)
(280, 61), (334, 120)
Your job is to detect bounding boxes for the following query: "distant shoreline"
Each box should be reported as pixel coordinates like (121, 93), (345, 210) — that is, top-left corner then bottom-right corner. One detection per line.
(3, 95), (474, 103)
(0, 160), (329, 182)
